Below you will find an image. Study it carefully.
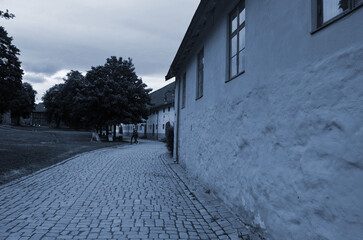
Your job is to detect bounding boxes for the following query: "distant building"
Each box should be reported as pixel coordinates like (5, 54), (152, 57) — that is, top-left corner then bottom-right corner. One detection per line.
(31, 103), (48, 126)
(167, 1), (363, 240)
(0, 103), (46, 126)
(123, 82), (175, 140)
(146, 82), (175, 140)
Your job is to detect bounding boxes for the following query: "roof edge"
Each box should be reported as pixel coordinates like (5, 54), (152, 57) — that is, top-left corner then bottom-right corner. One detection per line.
(165, 0), (210, 80)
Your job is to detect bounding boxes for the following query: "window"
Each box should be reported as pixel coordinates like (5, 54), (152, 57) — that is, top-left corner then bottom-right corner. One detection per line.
(196, 49), (204, 99)
(182, 73), (186, 108)
(316, 0), (363, 28)
(168, 106), (170, 112)
(163, 108), (165, 113)
(229, 1), (246, 80)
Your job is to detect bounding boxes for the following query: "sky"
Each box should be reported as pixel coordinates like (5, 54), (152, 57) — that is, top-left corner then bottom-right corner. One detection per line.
(0, 0), (199, 102)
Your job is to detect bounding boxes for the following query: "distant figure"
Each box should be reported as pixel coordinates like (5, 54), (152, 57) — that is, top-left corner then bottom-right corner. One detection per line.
(91, 131), (100, 142)
(130, 126), (138, 144)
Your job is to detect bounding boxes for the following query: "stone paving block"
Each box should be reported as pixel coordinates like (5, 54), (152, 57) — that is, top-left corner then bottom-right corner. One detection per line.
(0, 141), (265, 240)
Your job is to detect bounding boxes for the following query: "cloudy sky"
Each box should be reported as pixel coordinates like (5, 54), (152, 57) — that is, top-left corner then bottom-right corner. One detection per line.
(0, 0), (199, 102)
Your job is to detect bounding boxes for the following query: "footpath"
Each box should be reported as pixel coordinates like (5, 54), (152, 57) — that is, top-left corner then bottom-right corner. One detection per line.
(0, 140), (263, 240)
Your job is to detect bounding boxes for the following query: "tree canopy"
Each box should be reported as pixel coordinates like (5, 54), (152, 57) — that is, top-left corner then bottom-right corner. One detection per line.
(0, 9), (15, 19)
(43, 57), (151, 129)
(0, 26), (23, 114)
(10, 82), (37, 125)
(42, 84), (66, 128)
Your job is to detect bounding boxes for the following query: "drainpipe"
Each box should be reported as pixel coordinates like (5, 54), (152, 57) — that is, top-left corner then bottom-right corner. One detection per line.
(175, 76), (181, 163)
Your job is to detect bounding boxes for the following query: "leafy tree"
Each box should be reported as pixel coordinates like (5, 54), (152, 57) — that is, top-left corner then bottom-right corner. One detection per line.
(83, 57), (151, 136)
(61, 70), (86, 128)
(10, 82), (36, 125)
(80, 65), (108, 128)
(42, 57), (151, 135)
(42, 84), (65, 128)
(0, 9), (15, 19)
(0, 26), (23, 114)
(339, 0), (349, 10)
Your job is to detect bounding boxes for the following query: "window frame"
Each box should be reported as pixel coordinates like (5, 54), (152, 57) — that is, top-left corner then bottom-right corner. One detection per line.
(227, 0), (246, 82)
(312, 0), (363, 33)
(196, 48), (204, 100)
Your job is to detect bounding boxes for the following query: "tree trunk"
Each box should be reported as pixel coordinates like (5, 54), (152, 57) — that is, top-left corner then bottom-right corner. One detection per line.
(113, 125), (116, 140)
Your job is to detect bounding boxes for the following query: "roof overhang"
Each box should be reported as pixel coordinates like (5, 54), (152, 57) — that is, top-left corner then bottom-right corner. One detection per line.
(165, 0), (219, 80)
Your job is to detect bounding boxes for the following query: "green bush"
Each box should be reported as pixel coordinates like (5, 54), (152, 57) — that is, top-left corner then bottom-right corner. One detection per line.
(166, 126), (174, 154)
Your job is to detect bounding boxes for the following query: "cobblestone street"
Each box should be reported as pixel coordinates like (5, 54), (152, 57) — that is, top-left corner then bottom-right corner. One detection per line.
(0, 141), (251, 240)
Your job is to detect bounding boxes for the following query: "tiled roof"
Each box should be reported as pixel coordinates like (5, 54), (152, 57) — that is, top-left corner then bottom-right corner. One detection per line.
(149, 82), (175, 109)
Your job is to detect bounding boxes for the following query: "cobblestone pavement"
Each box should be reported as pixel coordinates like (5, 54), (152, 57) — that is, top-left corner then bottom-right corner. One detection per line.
(0, 141), (259, 240)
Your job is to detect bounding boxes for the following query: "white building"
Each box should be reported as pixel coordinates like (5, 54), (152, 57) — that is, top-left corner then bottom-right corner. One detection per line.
(167, 1), (363, 240)
(123, 82), (175, 140)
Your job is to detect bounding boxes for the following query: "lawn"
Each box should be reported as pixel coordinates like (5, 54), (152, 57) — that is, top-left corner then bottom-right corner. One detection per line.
(0, 125), (127, 185)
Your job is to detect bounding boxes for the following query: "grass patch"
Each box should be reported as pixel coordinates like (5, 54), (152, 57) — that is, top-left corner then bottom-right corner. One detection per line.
(0, 125), (126, 184)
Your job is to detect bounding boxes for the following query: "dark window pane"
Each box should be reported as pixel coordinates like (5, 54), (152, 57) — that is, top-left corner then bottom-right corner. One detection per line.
(199, 75), (203, 96)
(323, 0), (348, 22)
(197, 49), (204, 98)
(231, 10), (238, 33)
(198, 50), (204, 70)
(238, 50), (245, 73)
(355, 0), (363, 6)
(197, 71), (203, 97)
(230, 56), (237, 77)
(182, 73), (186, 108)
(238, 27), (245, 50)
(231, 35), (238, 56)
(239, 9), (245, 25)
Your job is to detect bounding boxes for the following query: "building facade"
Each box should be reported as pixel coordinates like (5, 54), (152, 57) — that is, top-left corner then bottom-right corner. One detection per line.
(31, 103), (48, 127)
(167, 1), (363, 240)
(123, 82), (175, 140)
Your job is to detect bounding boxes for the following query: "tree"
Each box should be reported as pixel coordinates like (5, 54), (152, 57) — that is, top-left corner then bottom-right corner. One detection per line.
(0, 9), (15, 19)
(42, 57), (151, 135)
(83, 57), (151, 137)
(10, 82), (36, 125)
(339, 0), (349, 10)
(61, 70), (86, 128)
(0, 26), (23, 114)
(42, 84), (65, 128)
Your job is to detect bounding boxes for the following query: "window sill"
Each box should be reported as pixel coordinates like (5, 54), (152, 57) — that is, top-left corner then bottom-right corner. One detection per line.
(195, 95), (203, 101)
(311, 3), (363, 34)
(226, 70), (245, 83)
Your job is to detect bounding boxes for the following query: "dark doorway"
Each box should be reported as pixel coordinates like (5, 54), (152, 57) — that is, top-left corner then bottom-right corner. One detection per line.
(165, 121), (171, 137)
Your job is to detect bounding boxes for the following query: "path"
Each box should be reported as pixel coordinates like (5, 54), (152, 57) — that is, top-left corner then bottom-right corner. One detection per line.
(0, 141), (254, 240)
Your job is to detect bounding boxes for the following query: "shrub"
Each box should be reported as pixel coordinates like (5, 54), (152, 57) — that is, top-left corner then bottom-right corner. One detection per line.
(166, 126), (174, 154)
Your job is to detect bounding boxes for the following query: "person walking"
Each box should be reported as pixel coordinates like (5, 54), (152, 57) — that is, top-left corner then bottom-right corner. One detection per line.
(130, 126), (138, 144)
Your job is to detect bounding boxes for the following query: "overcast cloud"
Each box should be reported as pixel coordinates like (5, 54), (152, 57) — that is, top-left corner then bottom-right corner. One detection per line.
(0, 0), (199, 102)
